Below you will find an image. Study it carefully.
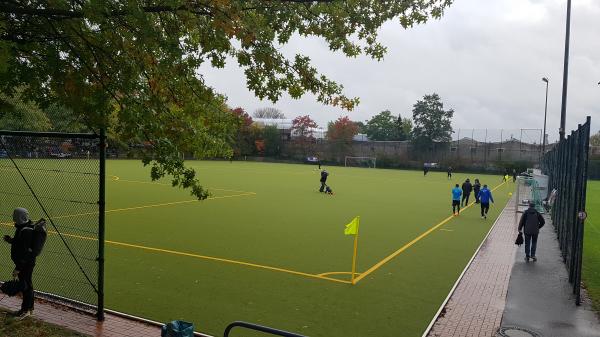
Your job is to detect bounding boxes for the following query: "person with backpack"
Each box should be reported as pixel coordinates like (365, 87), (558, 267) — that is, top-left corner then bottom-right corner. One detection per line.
(518, 202), (545, 262)
(2, 208), (46, 320)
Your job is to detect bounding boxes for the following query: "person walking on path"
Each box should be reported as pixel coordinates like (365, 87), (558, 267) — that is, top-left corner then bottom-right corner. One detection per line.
(478, 184), (494, 219)
(3, 208), (36, 320)
(518, 202), (545, 262)
(512, 169), (517, 183)
(461, 178), (473, 207)
(319, 170), (329, 192)
(447, 166), (452, 179)
(452, 184), (462, 216)
(473, 179), (481, 203)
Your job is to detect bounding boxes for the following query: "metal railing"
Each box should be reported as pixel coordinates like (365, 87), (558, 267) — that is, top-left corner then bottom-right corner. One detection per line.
(224, 321), (307, 337)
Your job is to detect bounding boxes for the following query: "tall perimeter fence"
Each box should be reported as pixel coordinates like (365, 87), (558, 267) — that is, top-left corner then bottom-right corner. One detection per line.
(541, 117), (591, 305)
(0, 130), (106, 319)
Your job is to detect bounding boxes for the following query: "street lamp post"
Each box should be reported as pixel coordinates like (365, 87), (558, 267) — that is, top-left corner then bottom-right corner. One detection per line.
(542, 78), (549, 154)
(559, 0), (572, 141)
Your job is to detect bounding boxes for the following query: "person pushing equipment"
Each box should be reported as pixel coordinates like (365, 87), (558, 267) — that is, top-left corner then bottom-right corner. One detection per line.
(319, 170), (329, 193)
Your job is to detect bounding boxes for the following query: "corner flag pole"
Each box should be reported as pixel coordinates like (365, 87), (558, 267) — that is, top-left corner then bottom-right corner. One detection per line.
(351, 216), (360, 285)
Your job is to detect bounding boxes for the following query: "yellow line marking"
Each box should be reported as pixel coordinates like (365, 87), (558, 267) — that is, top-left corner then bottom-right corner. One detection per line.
(353, 181), (507, 284)
(33, 193), (258, 222)
(0, 221), (351, 285)
(318, 271), (361, 277)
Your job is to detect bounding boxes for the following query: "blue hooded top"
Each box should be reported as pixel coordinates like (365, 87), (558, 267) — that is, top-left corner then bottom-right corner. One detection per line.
(479, 187), (494, 203)
(452, 187), (462, 201)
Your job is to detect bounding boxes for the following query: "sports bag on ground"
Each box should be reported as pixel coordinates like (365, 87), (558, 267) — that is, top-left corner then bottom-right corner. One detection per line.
(161, 320), (194, 337)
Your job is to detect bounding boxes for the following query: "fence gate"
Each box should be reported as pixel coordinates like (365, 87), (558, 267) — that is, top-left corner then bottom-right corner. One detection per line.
(541, 117), (590, 305)
(0, 130), (105, 319)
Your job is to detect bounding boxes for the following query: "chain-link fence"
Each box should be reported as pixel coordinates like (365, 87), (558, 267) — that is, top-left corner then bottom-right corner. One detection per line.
(541, 117), (591, 305)
(0, 130), (105, 318)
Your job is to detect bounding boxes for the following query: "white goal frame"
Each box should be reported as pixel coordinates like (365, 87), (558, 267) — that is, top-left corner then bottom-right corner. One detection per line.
(344, 156), (377, 168)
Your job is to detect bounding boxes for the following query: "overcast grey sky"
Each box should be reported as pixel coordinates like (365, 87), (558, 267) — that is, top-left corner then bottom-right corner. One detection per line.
(202, 0), (600, 141)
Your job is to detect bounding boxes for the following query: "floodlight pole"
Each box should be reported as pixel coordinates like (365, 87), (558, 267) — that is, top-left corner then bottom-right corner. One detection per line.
(559, 0), (572, 141)
(542, 78), (549, 154)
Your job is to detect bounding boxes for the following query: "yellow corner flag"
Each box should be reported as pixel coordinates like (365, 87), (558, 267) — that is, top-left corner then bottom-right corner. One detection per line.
(345, 216), (360, 235)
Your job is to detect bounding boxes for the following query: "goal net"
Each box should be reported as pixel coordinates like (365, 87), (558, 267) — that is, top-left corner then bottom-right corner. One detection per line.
(344, 156), (376, 168)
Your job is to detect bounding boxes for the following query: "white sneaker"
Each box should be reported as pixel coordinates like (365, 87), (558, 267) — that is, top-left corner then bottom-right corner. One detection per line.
(17, 310), (32, 321)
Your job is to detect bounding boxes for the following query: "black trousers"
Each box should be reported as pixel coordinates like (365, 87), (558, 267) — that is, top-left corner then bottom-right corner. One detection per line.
(452, 200), (460, 213)
(18, 264), (35, 311)
(461, 192), (471, 205)
(319, 181), (326, 192)
(481, 202), (490, 216)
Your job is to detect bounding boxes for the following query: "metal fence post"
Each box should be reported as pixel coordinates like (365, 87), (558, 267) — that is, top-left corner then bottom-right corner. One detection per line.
(97, 127), (106, 320)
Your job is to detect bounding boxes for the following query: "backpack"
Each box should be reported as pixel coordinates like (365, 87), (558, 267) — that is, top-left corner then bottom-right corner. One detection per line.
(24, 218), (47, 257)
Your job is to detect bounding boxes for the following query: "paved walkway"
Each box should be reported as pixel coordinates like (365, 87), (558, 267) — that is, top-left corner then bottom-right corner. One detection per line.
(0, 295), (164, 337)
(500, 213), (600, 337)
(427, 200), (519, 337)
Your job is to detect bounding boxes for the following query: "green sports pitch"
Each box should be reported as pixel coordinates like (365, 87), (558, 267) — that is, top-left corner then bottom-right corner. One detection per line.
(2, 160), (513, 337)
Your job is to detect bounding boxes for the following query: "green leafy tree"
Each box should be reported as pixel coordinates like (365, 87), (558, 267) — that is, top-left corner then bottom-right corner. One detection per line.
(0, 87), (50, 131)
(591, 131), (600, 146)
(398, 116), (413, 141)
(1, 0), (453, 198)
(411, 93), (453, 149)
(263, 125), (282, 156)
(364, 110), (409, 141)
(355, 121), (366, 134)
(45, 103), (88, 133)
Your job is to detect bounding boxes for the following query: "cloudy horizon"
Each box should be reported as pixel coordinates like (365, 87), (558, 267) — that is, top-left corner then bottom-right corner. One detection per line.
(201, 0), (600, 142)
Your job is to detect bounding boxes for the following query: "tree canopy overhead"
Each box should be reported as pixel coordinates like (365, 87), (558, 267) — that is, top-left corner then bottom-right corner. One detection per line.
(1, 0), (453, 198)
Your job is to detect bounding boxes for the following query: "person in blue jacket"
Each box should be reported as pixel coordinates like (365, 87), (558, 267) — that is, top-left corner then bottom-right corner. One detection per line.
(478, 184), (494, 219)
(452, 184), (462, 215)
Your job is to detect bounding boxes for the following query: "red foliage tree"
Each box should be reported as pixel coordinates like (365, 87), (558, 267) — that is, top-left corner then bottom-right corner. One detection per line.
(291, 115), (318, 156)
(327, 116), (358, 143)
(231, 107), (253, 127)
(291, 115), (317, 140)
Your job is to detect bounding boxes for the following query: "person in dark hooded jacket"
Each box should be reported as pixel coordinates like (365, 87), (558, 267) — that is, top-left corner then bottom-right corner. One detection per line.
(461, 179), (473, 206)
(518, 202), (545, 262)
(3, 208), (36, 319)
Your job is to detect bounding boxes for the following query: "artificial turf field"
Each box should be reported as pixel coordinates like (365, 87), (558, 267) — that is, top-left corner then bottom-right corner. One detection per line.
(1, 160), (514, 337)
(583, 180), (600, 314)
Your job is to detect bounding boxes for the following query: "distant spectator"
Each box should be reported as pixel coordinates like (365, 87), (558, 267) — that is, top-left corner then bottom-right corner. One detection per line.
(423, 163), (429, 176)
(447, 166), (453, 179)
(478, 184), (494, 219)
(473, 179), (482, 204)
(512, 169), (517, 183)
(319, 170), (329, 193)
(452, 184), (462, 216)
(461, 178), (473, 207)
(3, 208), (36, 320)
(518, 202), (545, 262)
